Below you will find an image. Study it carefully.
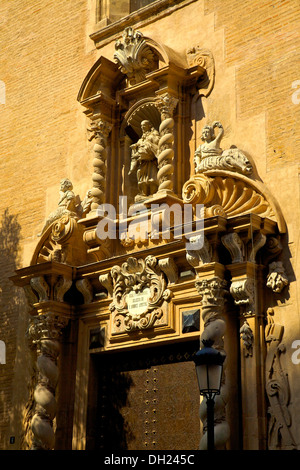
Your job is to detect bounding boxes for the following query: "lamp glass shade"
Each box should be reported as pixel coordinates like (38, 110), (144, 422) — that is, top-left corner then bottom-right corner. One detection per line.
(195, 363), (223, 396)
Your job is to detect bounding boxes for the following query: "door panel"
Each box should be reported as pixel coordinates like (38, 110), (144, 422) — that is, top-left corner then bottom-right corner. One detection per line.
(88, 341), (201, 450)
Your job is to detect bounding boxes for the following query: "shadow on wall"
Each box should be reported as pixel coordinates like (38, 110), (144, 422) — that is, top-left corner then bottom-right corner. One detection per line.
(0, 208), (31, 449)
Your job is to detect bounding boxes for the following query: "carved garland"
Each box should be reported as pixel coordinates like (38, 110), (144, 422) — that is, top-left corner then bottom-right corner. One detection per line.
(109, 255), (172, 331)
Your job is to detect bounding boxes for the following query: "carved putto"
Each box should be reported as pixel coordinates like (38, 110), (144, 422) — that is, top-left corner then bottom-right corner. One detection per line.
(194, 122), (253, 176)
(109, 255), (172, 332)
(114, 27), (157, 85)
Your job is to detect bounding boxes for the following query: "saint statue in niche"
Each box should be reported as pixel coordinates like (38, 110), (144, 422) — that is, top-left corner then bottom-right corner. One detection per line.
(128, 120), (160, 200)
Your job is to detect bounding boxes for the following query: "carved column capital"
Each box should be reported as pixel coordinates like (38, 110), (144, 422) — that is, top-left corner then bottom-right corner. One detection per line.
(195, 277), (227, 319)
(28, 312), (69, 346)
(155, 92), (178, 119)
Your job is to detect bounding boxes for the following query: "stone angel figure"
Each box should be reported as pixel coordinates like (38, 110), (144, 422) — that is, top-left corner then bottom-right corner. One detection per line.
(128, 120), (160, 200)
(194, 121), (253, 175)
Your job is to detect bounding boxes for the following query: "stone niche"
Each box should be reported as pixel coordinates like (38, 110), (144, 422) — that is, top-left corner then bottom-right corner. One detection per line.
(76, 26), (216, 260)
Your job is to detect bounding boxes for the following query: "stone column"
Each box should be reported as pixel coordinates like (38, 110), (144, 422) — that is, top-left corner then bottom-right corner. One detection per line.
(195, 275), (230, 450)
(11, 264), (73, 450)
(155, 93), (178, 194)
(88, 118), (112, 211)
(187, 234), (230, 449)
(221, 226), (267, 449)
(28, 312), (69, 450)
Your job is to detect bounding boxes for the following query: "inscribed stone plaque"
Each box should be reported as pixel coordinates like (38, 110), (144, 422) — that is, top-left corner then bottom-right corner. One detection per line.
(126, 287), (150, 315)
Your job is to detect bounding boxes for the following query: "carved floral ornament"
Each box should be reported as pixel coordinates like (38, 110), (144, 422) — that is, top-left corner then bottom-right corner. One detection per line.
(109, 255), (172, 332)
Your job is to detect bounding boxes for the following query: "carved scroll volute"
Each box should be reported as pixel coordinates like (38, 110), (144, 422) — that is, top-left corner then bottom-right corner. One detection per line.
(155, 93), (178, 193)
(87, 118), (112, 211)
(27, 312), (69, 450)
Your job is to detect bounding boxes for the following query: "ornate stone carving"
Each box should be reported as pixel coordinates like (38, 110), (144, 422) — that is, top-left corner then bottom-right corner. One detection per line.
(99, 273), (113, 297)
(195, 277), (229, 450)
(221, 232), (244, 263)
(182, 173), (275, 221)
(87, 119), (112, 210)
(249, 232), (266, 262)
(76, 278), (93, 304)
(230, 278), (255, 316)
(27, 313), (69, 450)
(109, 255), (171, 332)
(158, 257), (178, 285)
(30, 276), (50, 302)
(186, 235), (212, 267)
(186, 46), (215, 97)
(54, 276), (72, 302)
(240, 319), (254, 357)
(114, 27), (157, 85)
(155, 93), (178, 193)
(38, 179), (80, 236)
(265, 309), (296, 449)
(194, 122), (253, 176)
(128, 119), (160, 201)
(266, 261), (289, 293)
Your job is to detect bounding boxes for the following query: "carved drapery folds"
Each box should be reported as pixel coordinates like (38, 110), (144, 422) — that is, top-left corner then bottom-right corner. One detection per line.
(109, 255), (173, 333)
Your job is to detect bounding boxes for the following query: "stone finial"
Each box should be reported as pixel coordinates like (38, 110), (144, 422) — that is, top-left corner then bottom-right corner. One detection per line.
(114, 27), (157, 85)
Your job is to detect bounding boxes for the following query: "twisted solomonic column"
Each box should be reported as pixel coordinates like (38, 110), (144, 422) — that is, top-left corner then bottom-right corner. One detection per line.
(155, 93), (178, 193)
(195, 277), (230, 450)
(28, 313), (68, 450)
(88, 119), (112, 211)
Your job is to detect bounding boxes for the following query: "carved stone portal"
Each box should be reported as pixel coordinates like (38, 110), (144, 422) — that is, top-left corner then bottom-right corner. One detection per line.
(109, 255), (172, 333)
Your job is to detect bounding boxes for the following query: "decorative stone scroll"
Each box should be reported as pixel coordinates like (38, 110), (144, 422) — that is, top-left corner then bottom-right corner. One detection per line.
(109, 255), (172, 332)
(114, 27), (158, 85)
(186, 46), (215, 97)
(87, 119), (112, 211)
(182, 173), (276, 221)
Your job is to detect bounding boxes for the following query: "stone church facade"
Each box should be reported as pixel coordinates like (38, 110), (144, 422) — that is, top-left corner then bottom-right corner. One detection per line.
(0, 0), (300, 450)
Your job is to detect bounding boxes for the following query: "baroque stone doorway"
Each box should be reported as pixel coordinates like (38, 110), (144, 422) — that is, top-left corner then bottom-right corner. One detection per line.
(86, 341), (201, 450)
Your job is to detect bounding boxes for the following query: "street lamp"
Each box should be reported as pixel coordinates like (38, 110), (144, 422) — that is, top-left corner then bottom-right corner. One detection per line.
(193, 339), (226, 450)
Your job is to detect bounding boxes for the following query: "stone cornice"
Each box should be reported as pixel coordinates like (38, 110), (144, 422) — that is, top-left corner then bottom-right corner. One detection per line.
(90, 0), (198, 48)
